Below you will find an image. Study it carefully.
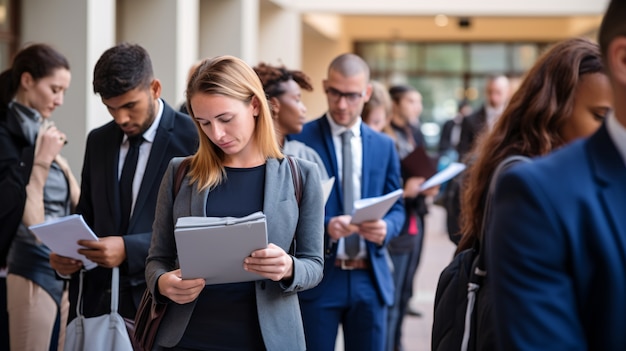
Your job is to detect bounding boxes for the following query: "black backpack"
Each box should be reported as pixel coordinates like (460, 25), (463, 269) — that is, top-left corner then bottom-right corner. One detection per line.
(431, 155), (530, 351)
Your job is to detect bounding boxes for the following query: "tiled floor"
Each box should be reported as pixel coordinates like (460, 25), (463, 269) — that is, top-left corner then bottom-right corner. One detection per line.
(334, 204), (457, 351)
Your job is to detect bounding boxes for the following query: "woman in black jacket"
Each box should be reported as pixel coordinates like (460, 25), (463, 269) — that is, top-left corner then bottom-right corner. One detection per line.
(0, 43), (78, 351)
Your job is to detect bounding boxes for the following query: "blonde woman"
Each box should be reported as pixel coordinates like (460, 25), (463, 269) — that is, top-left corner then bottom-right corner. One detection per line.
(145, 56), (324, 350)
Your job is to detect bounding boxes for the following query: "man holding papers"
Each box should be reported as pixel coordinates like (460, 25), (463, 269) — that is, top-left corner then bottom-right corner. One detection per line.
(49, 44), (198, 322)
(291, 53), (405, 351)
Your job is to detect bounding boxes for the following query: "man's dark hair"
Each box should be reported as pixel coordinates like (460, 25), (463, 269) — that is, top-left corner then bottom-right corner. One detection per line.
(388, 84), (417, 104)
(598, 0), (626, 65)
(93, 43), (154, 99)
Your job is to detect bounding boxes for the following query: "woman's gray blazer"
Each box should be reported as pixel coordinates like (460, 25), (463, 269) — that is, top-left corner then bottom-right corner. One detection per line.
(145, 157), (324, 350)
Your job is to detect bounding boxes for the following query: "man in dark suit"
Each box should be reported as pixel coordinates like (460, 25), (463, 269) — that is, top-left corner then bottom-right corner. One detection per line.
(438, 99), (471, 156)
(456, 75), (509, 160)
(488, 2), (626, 348)
(50, 43), (197, 320)
(291, 53), (405, 351)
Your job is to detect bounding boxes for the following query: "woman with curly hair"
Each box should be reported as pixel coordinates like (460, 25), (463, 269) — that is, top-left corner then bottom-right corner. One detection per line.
(253, 62), (328, 178)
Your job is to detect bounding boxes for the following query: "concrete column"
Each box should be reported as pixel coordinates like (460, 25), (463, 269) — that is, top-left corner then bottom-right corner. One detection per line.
(259, 1), (302, 68)
(20, 0), (116, 177)
(199, 0), (259, 64)
(117, 0), (199, 108)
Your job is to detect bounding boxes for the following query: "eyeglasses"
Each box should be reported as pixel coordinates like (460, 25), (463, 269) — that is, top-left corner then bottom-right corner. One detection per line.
(325, 87), (365, 104)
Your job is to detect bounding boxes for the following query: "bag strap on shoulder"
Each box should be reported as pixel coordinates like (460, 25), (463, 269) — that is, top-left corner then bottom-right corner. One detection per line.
(461, 155), (531, 351)
(475, 155), (531, 274)
(173, 157), (192, 199)
(286, 155), (303, 255)
(286, 155), (303, 206)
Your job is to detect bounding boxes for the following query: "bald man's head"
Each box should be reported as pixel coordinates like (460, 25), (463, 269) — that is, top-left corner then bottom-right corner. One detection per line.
(486, 75), (510, 109)
(327, 53), (370, 81)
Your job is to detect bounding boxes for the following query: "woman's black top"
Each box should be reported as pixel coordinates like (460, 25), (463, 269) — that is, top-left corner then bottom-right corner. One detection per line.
(174, 164), (267, 351)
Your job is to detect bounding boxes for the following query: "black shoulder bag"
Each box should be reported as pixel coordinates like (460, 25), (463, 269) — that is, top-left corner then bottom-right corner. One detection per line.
(431, 155), (530, 351)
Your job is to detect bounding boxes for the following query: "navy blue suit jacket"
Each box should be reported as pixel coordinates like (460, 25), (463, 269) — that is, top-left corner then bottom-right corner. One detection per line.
(488, 124), (626, 350)
(291, 115), (405, 305)
(70, 100), (198, 319)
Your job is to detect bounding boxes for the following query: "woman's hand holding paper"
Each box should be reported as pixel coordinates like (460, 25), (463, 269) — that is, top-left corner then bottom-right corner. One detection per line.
(244, 243), (294, 281)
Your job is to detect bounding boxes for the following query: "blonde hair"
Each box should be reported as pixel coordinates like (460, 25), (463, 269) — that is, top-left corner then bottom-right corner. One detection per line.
(185, 55), (283, 191)
(362, 80), (392, 122)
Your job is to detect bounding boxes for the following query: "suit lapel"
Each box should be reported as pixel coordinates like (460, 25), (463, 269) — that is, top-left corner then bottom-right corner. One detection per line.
(588, 125), (626, 260)
(318, 117), (342, 200)
(360, 124), (372, 198)
(109, 129), (124, 232)
(479, 106), (487, 127)
(319, 117), (339, 177)
(263, 159), (281, 244)
(190, 183), (208, 217)
(130, 104), (174, 230)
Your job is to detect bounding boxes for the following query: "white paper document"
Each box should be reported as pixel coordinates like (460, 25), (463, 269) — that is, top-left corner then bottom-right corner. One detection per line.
(175, 211), (268, 285)
(420, 162), (467, 190)
(28, 214), (99, 270)
(350, 188), (404, 224)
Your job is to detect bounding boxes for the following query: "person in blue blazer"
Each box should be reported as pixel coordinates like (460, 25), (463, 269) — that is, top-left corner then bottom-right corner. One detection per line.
(291, 53), (405, 351)
(488, 2), (626, 348)
(50, 43), (198, 321)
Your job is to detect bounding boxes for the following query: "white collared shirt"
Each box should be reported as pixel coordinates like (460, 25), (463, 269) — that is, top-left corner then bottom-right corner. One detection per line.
(325, 113), (367, 259)
(485, 104), (505, 130)
(606, 111), (626, 167)
(118, 98), (164, 215)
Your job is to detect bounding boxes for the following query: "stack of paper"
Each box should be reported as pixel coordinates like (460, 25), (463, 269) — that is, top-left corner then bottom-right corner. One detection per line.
(28, 214), (99, 270)
(174, 211), (268, 285)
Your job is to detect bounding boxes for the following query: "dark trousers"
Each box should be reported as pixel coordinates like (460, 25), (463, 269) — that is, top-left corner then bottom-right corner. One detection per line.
(387, 216), (425, 351)
(0, 277), (8, 351)
(300, 267), (386, 351)
(386, 250), (411, 351)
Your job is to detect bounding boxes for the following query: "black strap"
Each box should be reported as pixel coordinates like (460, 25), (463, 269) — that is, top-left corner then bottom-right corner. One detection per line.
(286, 155), (302, 206)
(173, 157), (192, 199)
(286, 155), (303, 255)
(474, 155), (531, 278)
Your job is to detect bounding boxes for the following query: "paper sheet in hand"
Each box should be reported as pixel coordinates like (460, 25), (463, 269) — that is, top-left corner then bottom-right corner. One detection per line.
(350, 189), (403, 224)
(420, 162), (467, 190)
(28, 214), (98, 270)
(175, 211), (268, 285)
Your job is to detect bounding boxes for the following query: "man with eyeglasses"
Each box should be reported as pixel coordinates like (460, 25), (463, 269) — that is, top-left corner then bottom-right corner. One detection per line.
(291, 53), (405, 351)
